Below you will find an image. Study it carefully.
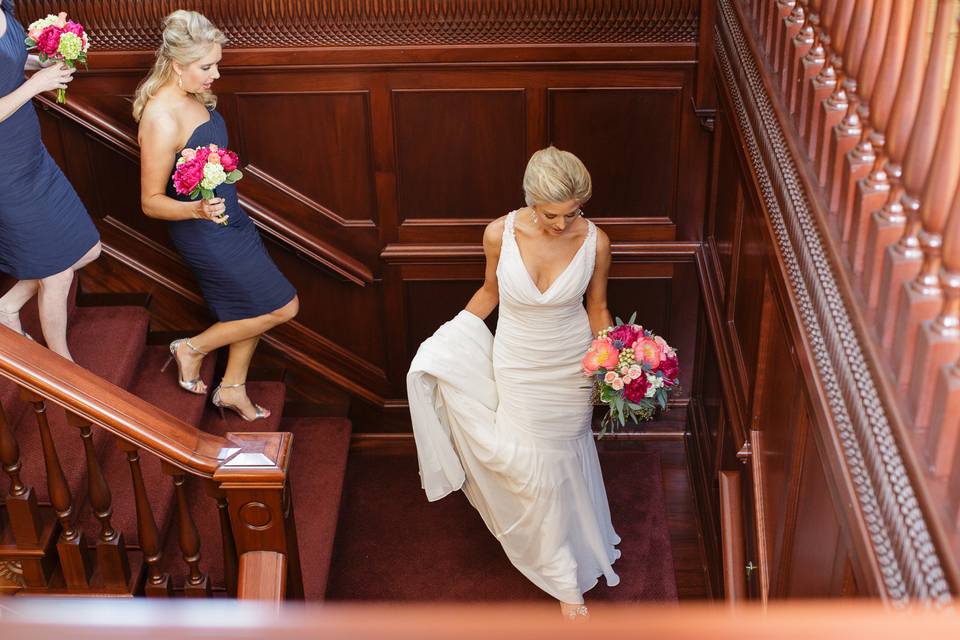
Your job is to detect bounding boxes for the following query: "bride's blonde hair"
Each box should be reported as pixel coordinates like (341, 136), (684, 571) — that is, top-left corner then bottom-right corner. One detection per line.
(132, 10), (227, 122)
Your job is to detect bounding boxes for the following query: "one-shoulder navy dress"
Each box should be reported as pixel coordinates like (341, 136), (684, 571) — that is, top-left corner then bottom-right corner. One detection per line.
(165, 109), (296, 321)
(0, 0), (99, 280)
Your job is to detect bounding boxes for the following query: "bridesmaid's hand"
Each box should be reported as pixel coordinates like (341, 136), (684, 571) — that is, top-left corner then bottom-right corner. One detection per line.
(25, 63), (75, 97)
(197, 197), (229, 224)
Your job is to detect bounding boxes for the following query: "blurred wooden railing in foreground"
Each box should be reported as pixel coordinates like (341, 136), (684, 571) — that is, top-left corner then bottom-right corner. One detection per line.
(0, 330), (298, 599)
(744, 0), (960, 559)
(1, 600), (959, 639)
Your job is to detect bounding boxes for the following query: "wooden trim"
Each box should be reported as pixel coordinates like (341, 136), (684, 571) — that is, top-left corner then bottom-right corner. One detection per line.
(237, 551), (287, 604)
(719, 470), (746, 603)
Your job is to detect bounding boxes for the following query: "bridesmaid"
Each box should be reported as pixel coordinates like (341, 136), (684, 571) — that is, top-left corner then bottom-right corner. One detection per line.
(0, 0), (102, 360)
(135, 10), (298, 421)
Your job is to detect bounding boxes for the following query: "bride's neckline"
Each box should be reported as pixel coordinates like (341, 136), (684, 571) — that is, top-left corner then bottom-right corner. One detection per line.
(509, 210), (591, 296)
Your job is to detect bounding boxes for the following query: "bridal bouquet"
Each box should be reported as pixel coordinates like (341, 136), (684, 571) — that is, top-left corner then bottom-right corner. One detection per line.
(172, 144), (242, 225)
(24, 12), (90, 104)
(582, 313), (680, 435)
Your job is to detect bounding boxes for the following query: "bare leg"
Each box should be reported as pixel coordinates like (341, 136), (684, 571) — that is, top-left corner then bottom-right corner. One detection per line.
(0, 279), (40, 334)
(37, 269), (74, 359)
(35, 242), (103, 361)
(216, 337), (269, 420)
(173, 296), (299, 396)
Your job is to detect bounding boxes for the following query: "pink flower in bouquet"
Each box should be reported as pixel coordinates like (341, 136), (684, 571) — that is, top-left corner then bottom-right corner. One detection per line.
(36, 28), (62, 57)
(634, 335), (664, 369)
(624, 375), (649, 403)
(608, 324), (642, 348)
(180, 147), (197, 162)
(208, 152), (221, 165)
(208, 144), (219, 153)
(582, 339), (619, 374)
(627, 364), (644, 380)
(173, 158), (203, 196)
(603, 371), (618, 384)
(659, 355), (679, 381)
(655, 335), (676, 359)
(64, 21), (84, 37)
(219, 149), (239, 172)
(53, 12), (68, 28)
(610, 377), (624, 391)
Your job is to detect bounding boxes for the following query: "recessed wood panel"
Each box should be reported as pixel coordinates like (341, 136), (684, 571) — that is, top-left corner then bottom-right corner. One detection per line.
(784, 423), (843, 598)
(394, 90), (527, 220)
(236, 92), (377, 223)
(713, 127), (742, 289)
(731, 204), (767, 392)
(547, 88), (681, 219)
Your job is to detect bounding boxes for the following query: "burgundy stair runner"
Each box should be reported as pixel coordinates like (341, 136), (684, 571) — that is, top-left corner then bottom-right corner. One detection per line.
(0, 278), (351, 599)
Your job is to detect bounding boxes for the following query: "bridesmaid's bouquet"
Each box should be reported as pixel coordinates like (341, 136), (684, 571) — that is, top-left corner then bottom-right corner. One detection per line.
(24, 12), (90, 104)
(582, 313), (680, 435)
(172, 144), (243, 225)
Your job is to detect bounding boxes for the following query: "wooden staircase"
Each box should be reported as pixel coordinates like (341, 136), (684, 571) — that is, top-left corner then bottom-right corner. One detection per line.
(0, 276), (351, 599)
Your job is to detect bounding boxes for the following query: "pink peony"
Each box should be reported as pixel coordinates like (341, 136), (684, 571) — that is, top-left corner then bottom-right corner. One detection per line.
(608, 324), (642, 348)
(634, 336), (664, 369)
(180, 147), (197, 162)
(219, 149), (239, 172)
(173, 158), (203, 195)
(659, 355), (679, 381)
(655, 335), (676, 359)
(64, 21), (84, 37)
(624, 376), (649, 403)
(36, 26), (62, 56)
(582, 339), (619, 374)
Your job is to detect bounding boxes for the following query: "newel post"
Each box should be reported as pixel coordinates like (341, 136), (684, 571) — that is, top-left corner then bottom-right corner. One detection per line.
(214, 432), (303, 599)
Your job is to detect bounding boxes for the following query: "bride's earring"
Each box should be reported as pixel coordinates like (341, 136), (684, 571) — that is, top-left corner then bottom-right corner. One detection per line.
(177, 73), (184, 90)
(530, 209), (538, 224)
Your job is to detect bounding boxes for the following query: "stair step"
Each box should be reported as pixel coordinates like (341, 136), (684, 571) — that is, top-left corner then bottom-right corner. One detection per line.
(10, 306), (149, 507)
(78, 345), (217, 546)
(200, 381), (287, 437)
(284, 417), (352, 600)
(0, 279), (79, 438)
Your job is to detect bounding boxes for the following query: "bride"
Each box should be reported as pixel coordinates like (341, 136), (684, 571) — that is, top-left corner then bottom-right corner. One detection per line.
(407, 146), (620, 620)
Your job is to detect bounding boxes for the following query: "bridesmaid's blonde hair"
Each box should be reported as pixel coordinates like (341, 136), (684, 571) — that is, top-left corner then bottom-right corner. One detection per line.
(523, 146), (593, 207)
(132, 11), (226, 122)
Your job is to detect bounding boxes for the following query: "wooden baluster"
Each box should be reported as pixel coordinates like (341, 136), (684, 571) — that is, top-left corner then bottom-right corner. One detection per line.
(777, 2), (805, 78)
(877, 1), (956, 350)
(68, 412), (130, 591)
(119, 441), (171, 596)
(793, 10), (825, 117)
(894, 19), (960, 391)
(206, 482), (239, 598)
(800, 0), (853, 144)
(166, 465), (211, 597)
(0, 401), (51, 588)
(846, 0), (914, 273)
(829, 0), (889, 219)
(915, 186), (960, 443)
(813, 0), (860, 183)
(20, 389), (91, 589)
(769, 0), (796, 70)
(783, 4), (815, 101)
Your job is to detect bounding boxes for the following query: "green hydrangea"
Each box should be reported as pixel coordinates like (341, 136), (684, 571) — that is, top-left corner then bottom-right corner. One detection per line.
(200, 163), (227, 190)
(57, 32), (83, 60)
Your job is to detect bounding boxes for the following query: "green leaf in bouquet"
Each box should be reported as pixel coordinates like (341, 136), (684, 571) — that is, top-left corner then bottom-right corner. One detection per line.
(614, 316), (624, 326)
(190, 187), (201, 199)
(200, 188), (215, 200)
(627, 311), (638, 325)
(225, 169), (244, 183)
(656, 388), (668, 410)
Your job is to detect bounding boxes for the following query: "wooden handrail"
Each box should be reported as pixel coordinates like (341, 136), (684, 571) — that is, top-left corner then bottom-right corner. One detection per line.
(0, 328), (294, 487)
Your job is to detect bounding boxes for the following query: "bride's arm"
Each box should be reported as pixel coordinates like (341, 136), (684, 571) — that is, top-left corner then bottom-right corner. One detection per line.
(585, 227), (613, 335)
(464, 218), (504, 320)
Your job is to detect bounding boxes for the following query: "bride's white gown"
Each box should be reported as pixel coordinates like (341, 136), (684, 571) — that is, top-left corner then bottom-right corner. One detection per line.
(407, 211), (620, 604)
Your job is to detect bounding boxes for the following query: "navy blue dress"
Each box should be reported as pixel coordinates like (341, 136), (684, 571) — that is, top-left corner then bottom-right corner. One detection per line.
(0, 0), (99, 279)
(165, 109), (296, 321)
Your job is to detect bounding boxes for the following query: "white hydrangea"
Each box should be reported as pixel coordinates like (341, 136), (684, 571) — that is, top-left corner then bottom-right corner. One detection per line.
(200, 163), (227, 190)
(644, 373), (664, 398)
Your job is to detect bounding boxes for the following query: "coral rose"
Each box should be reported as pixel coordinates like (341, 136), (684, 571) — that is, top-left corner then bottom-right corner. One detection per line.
(634, 336), (664, 369)
(582, 339), (619, 374)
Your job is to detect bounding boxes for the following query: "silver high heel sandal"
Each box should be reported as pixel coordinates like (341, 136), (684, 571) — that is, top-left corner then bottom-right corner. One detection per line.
(161, 338), (207, 395)
(211, 382), (270, 422)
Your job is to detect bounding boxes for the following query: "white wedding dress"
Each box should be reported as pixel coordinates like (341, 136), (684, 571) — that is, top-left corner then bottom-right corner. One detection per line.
(407, 211), (620, 604)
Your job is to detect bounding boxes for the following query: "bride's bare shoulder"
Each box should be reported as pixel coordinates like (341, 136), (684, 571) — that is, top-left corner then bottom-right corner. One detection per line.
(482, 215), (508, 249)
